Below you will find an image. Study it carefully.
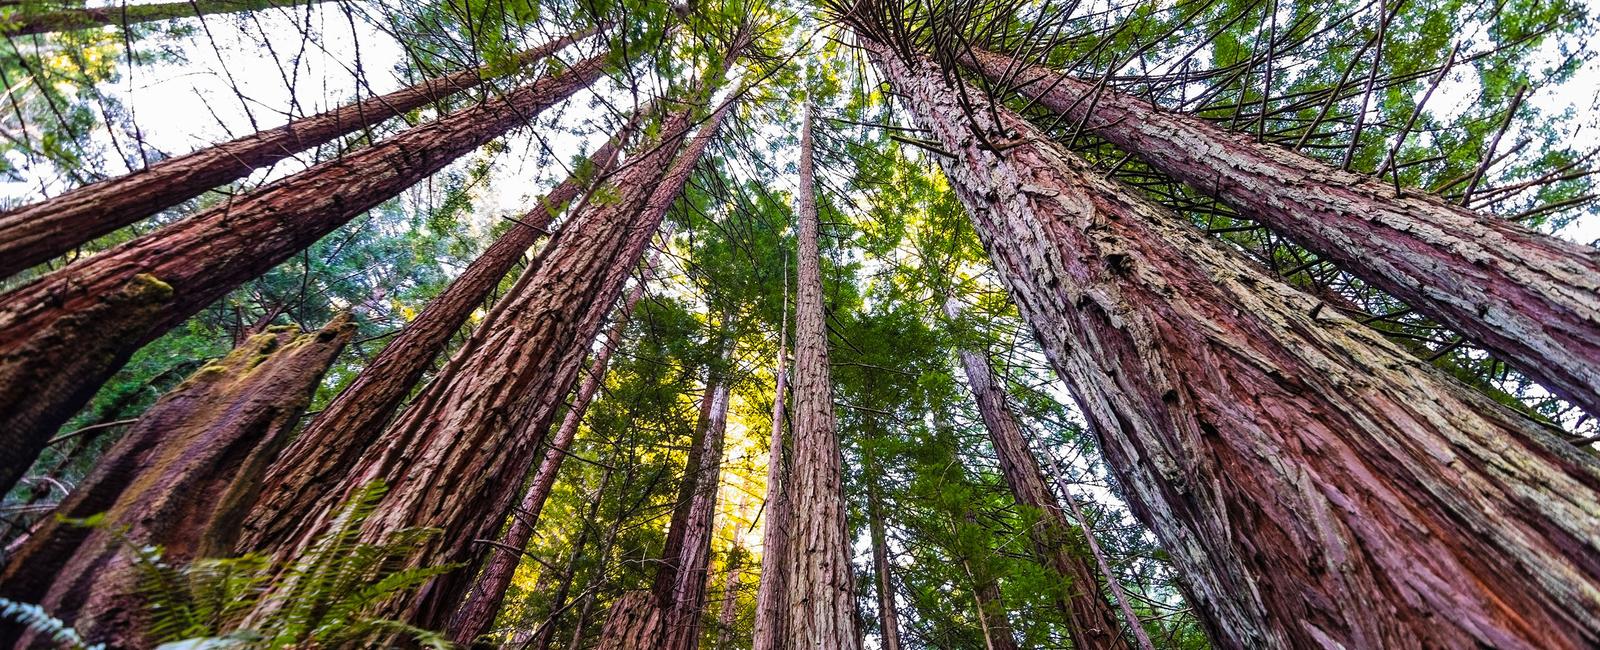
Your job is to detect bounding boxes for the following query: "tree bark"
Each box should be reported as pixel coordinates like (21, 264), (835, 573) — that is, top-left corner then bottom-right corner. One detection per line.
(0, 315), (353, 649)
(238, 116), (633, 557)
(595, 591), (662, 650)
(864, 451), (902, 650)
(0, 0), (333, 37)
(960, 558), (1019, 650)
(247, 74), (740, 628)
(751, 331), (790, 650)
(712, 552), (742, 650)
(0, 48), (607, 500)
(0, 28), (592, 280)
(961, 47), (1600, 418)
(447, 261), (655, 644)
(946, 298), (1136, 650)
(870, 38), (1600, 649)
(784, 106), (860, 650)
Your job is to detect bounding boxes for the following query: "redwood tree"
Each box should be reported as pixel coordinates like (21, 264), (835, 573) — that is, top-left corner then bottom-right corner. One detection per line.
(863, 32), (1600, 649)
(0, 315), (353, 648)
(959, 46), (1600, 418)
(784, 105), (860, 650)
(0, 47), (609, 499)
(239, 117), (636, 555)
(0, 0), (335, 37)
(0, 27), (593, 280)
(751, 325), (790, 650)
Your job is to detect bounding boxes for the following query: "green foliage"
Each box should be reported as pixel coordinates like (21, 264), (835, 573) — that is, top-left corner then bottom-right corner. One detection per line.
(0, 598), (106, 650)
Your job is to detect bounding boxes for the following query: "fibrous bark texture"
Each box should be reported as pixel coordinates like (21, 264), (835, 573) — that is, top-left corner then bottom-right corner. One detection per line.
(595, 591), (662, 650)
(750, 336), (790, 650)
(962, 47), (1600, 418)
(947, 300), (1134, 650)
(250, 84), (738, 629)
(446, 264), (653, 644)
(0, 28), (591, 280)
(784, 107), (860, 650)
(0, 49), (606, 499)
(656, 374), (731, 650)
(0, 316), (353, 649)
(0, 0), (332, 37)
(239, 119), (632, 557)
(871, 39), (1600, 649)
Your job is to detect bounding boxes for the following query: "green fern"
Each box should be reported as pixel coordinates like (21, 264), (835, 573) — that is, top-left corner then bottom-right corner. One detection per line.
(0, 598), (106, 650)
(122, 480), (460, 649)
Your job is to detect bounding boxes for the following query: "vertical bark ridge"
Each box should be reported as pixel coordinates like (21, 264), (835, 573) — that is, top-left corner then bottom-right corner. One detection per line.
(239, 116), (636, 556)
(0, 315), (353, 649)
(784, 105), (860, 650)
(961, 47), (1600, 418)
(868, 37), (1600, 650)
(445, 256), (657, 645)
(0, 49), (610, 499)
(947, 298), (1138, 650)
(751, 325), (790, 650)
(0, 27), (593, 280)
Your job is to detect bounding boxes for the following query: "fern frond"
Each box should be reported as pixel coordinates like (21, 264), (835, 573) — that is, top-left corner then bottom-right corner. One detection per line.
(0, 598), (106, 650)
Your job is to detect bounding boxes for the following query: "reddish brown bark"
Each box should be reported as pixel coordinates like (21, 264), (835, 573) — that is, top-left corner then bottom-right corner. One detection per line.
(947, 299), (1135, 650)
(248, 81), (740, 629)
(962, 47), (1600, 418)
(0, 49), (607, 500)
(656, 373), (731, 650)
(864, 452), (902, 650)
(872, 38), (1600, 649)
(238, 118), (633, 556)
(750, 333), (790, 650)
(0, 316), (353, 649)
(784, 106), (859, 650)
(961, 558), (1019, 650)
(0, 28), (591, 280)
(446, 261), (655, 644)
(0, 0), (332, 37)
(596, 591), (663, 650)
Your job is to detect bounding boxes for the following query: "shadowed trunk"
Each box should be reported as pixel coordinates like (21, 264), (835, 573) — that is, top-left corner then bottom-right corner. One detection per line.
(871, 37), (1600, 649)
(595, 591), (661, 650)
(947, 299), (1137, 650)
(0, 27), (592, 280)
(864, 450), (902, 650)
(0, 0), (333, 37)
(961, 557), (1019, 650)
(784, 106), (860, 650)
(447, 258), (656, 644)
(0, 48), (609, 499)
(751, 332), (789, 650)
(246, 67), (741, 627)
(0, 316), (353, 649)
(961, 47), (1600, 418)
(239, 116), (635, 557)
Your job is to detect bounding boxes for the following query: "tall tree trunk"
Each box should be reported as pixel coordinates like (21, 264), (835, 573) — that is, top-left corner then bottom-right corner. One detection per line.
(0, 316), (353, 649)
(510, 467), (611, 648)
(864, 451), (902, 650)
(869, 37), (1600, 649)
(712, 551), (742, 650)
(961, 47), (1600, 417)
(239, 117), (634, 556)
(751, 328), (790, 650)
(946, 299), (1137, 650)
(0, 28), (592, 280)
(0, 0), (333, 37)
(784, 106), (859, 650)
(0, 49), (608, 500)
(959, 558), (1019, 650)
(249, 67), (741, 628)
(599, 351), (733, 650)
(447, 260), (655, 644)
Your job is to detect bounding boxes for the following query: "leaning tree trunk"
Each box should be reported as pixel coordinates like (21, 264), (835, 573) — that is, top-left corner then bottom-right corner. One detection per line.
(864, 451), (903, 650)
(0, 27), (592, 280)
(870, 37), (1600, 649)
(238, 116), (635, 556)
(447, 259), (656, 644)
(0, 49), (607, 500)
(750, 326), (790, 650)
(784, 106), (860, 650)
(0, 0), (333, 37)
(946, 299), (1137, 650)
(248, 75), (741, 628)
(0, 316), (352, 649)
(961, 47), (1600, 418)
(961, 557), (1020, 650)
(598, 352), (733, 650)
